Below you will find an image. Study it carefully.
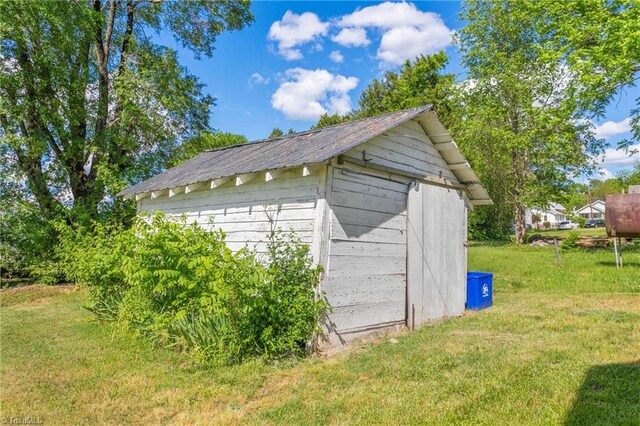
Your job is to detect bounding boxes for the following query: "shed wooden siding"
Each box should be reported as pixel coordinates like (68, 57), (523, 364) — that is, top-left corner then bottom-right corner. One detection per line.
(137, 170), (323, 254)
(341, 120), (458, 183)
(407, 183), (467, 327)
(323, 119), (464, 337)
(324, 164), (411, 335)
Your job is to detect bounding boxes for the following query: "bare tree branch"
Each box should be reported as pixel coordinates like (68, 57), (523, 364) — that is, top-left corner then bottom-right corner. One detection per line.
(103, 0), (118, 60)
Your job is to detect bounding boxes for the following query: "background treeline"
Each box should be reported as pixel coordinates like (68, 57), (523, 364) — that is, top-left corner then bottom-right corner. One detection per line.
(1, 0), (639, 281)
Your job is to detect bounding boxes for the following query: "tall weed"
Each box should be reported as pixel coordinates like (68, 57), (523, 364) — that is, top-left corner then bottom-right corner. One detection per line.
(59, 213), (326, 364)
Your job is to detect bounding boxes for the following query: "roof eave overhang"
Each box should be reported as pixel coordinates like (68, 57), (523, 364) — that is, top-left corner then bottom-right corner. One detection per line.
(413, 110), (493, 206)
(118, 106), (436, 198)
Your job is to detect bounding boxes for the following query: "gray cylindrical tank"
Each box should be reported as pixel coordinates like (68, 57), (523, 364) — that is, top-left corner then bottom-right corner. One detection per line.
(605, 194), (640, 237)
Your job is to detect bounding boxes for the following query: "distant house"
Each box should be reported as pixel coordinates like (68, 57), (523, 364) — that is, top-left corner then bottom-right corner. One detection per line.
(630, 185), (640, 194)
(526, 202), (567, 229)
(574, 200), (606, 220)
(119, 106), (491, 346)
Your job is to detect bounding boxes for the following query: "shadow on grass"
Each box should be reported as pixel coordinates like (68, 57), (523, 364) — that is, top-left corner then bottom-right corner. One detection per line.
(0, 277), (34, 289)
(468, 240), (511, 248)
(595, 261), (640, 268)
(564, 360), (640, 426)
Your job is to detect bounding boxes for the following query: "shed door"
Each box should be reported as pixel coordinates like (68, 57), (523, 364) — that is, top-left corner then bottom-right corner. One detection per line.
(406, 181), (467, 328)
(325, 167), (408, 333)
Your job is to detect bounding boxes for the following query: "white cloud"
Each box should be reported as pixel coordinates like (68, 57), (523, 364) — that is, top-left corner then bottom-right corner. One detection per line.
(271, 68), (359, 121)
(331, 28), (370, 47)
(268, 11), (328, 60)
(593, 118), (632, 139)
(336, 2), (452, 65)
(597, 167), (615, 180)
(600, 143), (640, 167)
(377, 25), (449, 66)
(248, 72), (269, 86)
(329, 50), (344, 63)
(339, 1), (437, 28)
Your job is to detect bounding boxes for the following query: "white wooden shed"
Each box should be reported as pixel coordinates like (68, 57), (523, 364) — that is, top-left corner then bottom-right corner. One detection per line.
(120, 106), (491, 346)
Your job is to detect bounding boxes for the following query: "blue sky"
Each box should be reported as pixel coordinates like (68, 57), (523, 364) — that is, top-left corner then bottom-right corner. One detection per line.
(158, 1), (638, 179)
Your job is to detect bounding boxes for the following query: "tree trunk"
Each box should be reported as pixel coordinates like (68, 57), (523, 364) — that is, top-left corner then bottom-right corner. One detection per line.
(511, 144), (529, 244)
(513, 201), (526, 244)
(15, 153), (64, 221)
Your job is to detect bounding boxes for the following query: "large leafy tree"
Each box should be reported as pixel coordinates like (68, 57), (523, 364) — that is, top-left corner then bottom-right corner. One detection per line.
(0, 0), (253, 223)
(311, 53), (456, 127)
(455, 0), (607, 243)
(357, 52), (455, 123)
(167, 131), (247, 168)
(311, 113), (351, 129)
(528, 0), (639, 150)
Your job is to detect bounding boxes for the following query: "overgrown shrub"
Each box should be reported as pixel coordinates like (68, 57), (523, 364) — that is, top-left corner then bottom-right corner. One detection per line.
(468, 205), (512, 241)
(0, 203), (59, 280)
(231, 229), (325, 360)
(561, 232), (581, 250)
(573, 216), (586, 227)
(61, 213), (326, 364)
(55, 221), (131, 320)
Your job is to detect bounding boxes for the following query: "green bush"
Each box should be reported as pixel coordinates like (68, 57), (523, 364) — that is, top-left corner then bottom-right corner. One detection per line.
(55, 221), (130, 320)
(60, 213), (326, 364)
(0, 203), (59, 280)
(561, 232), (581, 250)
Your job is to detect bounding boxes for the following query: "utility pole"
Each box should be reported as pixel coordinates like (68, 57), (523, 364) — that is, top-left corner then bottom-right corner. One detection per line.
(587, 184), (594, 220)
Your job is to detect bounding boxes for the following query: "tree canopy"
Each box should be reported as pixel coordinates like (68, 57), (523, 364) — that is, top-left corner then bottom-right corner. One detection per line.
(311, 53), (455, 126)
(455, 0), (638, 242)
(167, 131), (248, 168)
(526, 0), (639, 150)
(267, 128), (295, 139)
(0, 0), (253, 276)
(357, 52), (455, 123)
(0, 0), (253, 223)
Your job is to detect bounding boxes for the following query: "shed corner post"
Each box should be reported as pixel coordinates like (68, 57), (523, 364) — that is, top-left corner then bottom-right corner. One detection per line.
(309, 162), (334, 352)
(310, 164), (331, 267)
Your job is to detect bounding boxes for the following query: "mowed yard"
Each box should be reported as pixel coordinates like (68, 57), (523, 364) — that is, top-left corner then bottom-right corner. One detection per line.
(1, 242), (639, 425)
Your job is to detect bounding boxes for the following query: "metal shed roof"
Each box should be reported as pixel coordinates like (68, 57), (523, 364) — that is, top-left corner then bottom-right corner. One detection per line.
(119, 105), (491, 205)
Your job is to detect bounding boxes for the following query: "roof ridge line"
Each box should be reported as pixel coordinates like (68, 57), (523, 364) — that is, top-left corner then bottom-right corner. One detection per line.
(119, 104), (440, 197)
(204, 105), (433, 154)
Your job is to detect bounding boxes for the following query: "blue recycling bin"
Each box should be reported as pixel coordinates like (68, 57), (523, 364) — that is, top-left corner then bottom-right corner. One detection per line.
(466, 272), (493, 310)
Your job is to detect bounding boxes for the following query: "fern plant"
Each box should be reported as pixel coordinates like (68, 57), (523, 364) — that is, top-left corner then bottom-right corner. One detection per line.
(59, 212), (327, 365)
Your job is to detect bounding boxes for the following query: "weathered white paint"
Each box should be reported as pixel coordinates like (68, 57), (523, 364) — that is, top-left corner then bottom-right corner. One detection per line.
(448, 162), (471, 170)
(210, 177), (232, 189)
(169, 186), (185, 197)
(235, 172), (258, 186)
(310, 165), (329, 265)
(324, 164), (410, 339)
(416, 112), (492, 205)
(139, 171), (323, 255)
(265, 170), (283, 182)
(343, 120), (459, 183)
(134, 114), (476, 348)
(185, 182), (208, 194)
(151, 189), (166, 199)
(407, 182), (467, 328)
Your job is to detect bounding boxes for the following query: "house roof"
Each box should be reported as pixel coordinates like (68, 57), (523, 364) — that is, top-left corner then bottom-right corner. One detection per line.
(531, 202), (566, 215)
(575, 201), (606, 214)
(548, 202), (566, 213)
(119, 106), (491, 204)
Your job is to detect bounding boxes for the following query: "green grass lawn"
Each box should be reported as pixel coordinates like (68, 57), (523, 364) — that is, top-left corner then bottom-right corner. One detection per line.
(526, 227), (608, 238)
(1, 244), (639, 425)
